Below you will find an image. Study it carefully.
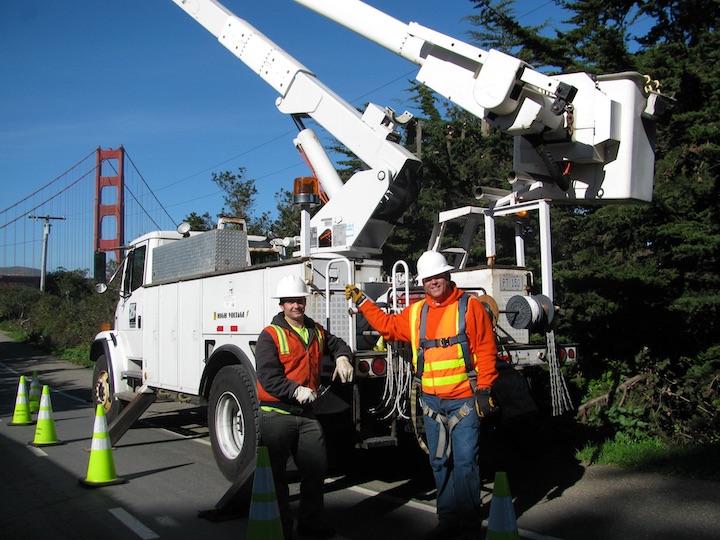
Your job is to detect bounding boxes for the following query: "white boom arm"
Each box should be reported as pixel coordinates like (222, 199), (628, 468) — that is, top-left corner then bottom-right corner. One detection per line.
(171, 0), (421, 256)
(296, 0), (669, 204)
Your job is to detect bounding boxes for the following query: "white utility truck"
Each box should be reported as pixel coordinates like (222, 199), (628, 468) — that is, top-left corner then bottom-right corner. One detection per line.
(91, 0), (668, 488)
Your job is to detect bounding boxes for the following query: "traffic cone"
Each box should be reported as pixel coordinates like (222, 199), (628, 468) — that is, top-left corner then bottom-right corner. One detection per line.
(28, 371), (41, 413)
(485, 471), (519, 540)
(79, 404), (126, 487)
(9, 375), (34, 426)
(246, 445), (284, 540)
(29, 385), (64, 447)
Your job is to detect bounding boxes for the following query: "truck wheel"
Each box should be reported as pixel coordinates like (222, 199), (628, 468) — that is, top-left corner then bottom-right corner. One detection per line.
(92, 354), (124, 422)
(208, 364), (259, 482)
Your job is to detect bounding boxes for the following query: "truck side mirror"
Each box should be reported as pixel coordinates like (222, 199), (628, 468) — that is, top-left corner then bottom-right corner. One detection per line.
(95, 283), (108, 294)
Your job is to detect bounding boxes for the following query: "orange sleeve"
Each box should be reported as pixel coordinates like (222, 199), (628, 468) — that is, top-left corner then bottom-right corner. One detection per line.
(358, 299), (413, 343)
(465, 296), (498, 389)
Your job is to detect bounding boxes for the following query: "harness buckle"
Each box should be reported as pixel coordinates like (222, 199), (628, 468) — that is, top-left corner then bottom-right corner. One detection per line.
(438, 337), (452, 347)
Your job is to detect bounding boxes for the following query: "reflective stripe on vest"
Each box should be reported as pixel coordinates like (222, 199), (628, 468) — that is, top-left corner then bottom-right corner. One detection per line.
(315, 325), (324, 352)
(270, 323), (323, 354)
(270, 324), (290, 355)
(409, 293), (477, 394)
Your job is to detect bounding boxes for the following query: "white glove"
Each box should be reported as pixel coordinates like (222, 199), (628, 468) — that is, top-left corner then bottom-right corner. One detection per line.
(332, 356), (354, 383)
(293, 385), (317, 404)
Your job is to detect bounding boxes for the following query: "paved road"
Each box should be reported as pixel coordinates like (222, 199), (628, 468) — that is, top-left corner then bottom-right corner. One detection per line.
(1, 332), (718, 540)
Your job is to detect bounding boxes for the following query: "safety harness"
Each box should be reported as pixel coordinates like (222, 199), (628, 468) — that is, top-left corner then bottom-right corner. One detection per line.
(414, 292), (477, 460)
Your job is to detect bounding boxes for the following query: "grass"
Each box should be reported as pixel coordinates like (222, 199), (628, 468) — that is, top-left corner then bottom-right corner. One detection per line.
(58, 344), (93, 368)
(0, 320), (93, 368)
(577, 435), (720, 481)
(0, 320), (29, 342)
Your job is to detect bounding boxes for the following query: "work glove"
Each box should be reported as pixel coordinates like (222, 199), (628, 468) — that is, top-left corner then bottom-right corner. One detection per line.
(293, 386), (317, 405)
(332, 355), (354, 383)
(344, 284), (366, 305)
(474, 388), (498, 418)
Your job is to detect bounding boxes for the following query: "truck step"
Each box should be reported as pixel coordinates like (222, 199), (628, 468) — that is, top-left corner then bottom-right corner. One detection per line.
(108, 391), (157, 446)
(359, 436), (398, 449)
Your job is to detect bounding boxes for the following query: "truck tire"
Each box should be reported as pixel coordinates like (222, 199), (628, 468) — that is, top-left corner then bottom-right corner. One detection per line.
(208, 364), (259, 482)
(91, 354), (124, 423)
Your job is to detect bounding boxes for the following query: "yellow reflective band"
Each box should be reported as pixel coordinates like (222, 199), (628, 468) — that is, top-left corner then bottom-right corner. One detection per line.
(270, 325), (290, 355)
(409, 301), (424, 366)
(260, 405), (291, 415)
(316, 325), (324, 351)
(423, 358), (467, 372)
(427, 372), (470, 387)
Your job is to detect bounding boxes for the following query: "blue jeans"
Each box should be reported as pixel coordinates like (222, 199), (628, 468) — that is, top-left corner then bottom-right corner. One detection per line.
(422, 393), (482, 524)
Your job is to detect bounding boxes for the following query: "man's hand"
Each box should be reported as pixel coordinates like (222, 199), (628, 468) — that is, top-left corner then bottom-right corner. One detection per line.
(344, 284), (366, 305)
(474, 388), (498, 418)
(333, 356), (354, 383)
(293, 386), (317, 405)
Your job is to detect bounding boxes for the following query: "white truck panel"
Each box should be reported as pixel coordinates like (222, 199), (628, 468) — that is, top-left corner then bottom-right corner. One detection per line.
(158, 283), (179, 389)
(178, 280), (203, 393)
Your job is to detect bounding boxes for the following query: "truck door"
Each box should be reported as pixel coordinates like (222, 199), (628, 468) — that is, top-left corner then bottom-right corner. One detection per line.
(118, 243), (147, 360)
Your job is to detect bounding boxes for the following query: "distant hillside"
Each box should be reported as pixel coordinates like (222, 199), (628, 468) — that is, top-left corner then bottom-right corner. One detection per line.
(0, 266), (40, 277)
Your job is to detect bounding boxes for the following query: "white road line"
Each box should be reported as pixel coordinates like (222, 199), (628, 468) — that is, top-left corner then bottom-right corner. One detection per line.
(192, 436), (212, 446)
(108, 508), (160, 540)
(27, 445), (48, 457)
(346, 484), (436, 513)
(0, 361), (89, 404)
(344, 484), (564, 540)
(0, 361), (19, 374)
(54, 389), (89, 403)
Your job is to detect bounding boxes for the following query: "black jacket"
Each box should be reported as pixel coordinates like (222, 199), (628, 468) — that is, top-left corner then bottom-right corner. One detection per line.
(255, 312), (352, 414)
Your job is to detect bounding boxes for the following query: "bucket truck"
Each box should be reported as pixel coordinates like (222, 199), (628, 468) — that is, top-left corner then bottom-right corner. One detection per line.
(295, 0), (671, 412)
(90, 0), (668, 492)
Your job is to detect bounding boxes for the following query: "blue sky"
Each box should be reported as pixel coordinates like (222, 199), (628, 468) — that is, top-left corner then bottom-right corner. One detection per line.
(1, 0), (565, 230)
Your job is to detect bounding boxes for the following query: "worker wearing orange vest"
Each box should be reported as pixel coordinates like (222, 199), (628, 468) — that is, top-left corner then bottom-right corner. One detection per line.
(256, 275), (354, 539)
(346, 251), (498, 540)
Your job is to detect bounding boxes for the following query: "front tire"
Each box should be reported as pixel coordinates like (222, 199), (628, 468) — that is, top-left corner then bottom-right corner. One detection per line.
(208, 364), (259, 482)
(91, 354), (124, 422)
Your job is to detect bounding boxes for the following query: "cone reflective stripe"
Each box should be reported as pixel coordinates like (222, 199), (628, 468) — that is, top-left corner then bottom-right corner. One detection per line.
(79, 404), (126, 487)
(28, 371), (41, 413)
(246, 446), (284, 540)
(9, 376), (34, 426)
(486, 472), (519, 540)
(29, 385), (63, 446)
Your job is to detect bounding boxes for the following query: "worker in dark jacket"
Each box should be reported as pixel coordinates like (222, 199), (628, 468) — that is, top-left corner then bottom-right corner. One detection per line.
(256, 274), (354, 539)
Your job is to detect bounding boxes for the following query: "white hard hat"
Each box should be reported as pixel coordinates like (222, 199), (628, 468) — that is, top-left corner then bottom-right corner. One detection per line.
(272, 275), (311, 299)
(416, 251), (454, 284)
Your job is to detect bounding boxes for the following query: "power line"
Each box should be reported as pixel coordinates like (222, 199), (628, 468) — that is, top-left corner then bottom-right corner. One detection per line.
(0, 149), (96, 216)
(123, 149), (178, 226)
(0, 165), (97, 230)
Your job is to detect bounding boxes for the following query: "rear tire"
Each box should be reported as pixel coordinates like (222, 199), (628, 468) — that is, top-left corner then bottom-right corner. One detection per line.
(208, 364), (259, 482)
(91, 354), (124, 423)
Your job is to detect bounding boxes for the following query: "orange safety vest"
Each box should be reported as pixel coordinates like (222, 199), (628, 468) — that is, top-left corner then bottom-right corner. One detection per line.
(408, 293), (476, 398)
(256, 323), (325, 403)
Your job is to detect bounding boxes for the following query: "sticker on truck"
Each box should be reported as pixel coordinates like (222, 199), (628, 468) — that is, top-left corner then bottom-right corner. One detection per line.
(500, 275), (524, 291)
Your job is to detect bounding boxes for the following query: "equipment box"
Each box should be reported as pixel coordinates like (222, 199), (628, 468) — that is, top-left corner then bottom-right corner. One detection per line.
(151, 229), (248, 283)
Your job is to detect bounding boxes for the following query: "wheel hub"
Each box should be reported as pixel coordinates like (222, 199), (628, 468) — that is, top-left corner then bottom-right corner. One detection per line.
(216, 391), (246, 459)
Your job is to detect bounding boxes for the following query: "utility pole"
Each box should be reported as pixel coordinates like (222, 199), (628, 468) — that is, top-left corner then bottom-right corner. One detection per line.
(28, 215), (65, 292)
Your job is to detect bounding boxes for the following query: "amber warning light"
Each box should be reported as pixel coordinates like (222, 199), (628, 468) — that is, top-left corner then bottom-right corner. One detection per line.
(293, 176), (320, 206)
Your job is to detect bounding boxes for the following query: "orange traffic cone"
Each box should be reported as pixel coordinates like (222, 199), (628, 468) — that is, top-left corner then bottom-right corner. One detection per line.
(79, 404), (126, 487)
(246, 446), (284, 540)
(485, 471), (519, 540)
(29, 385), (64, 447)
(9, 375), (34, 426)
(28, 371), (41, 413)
